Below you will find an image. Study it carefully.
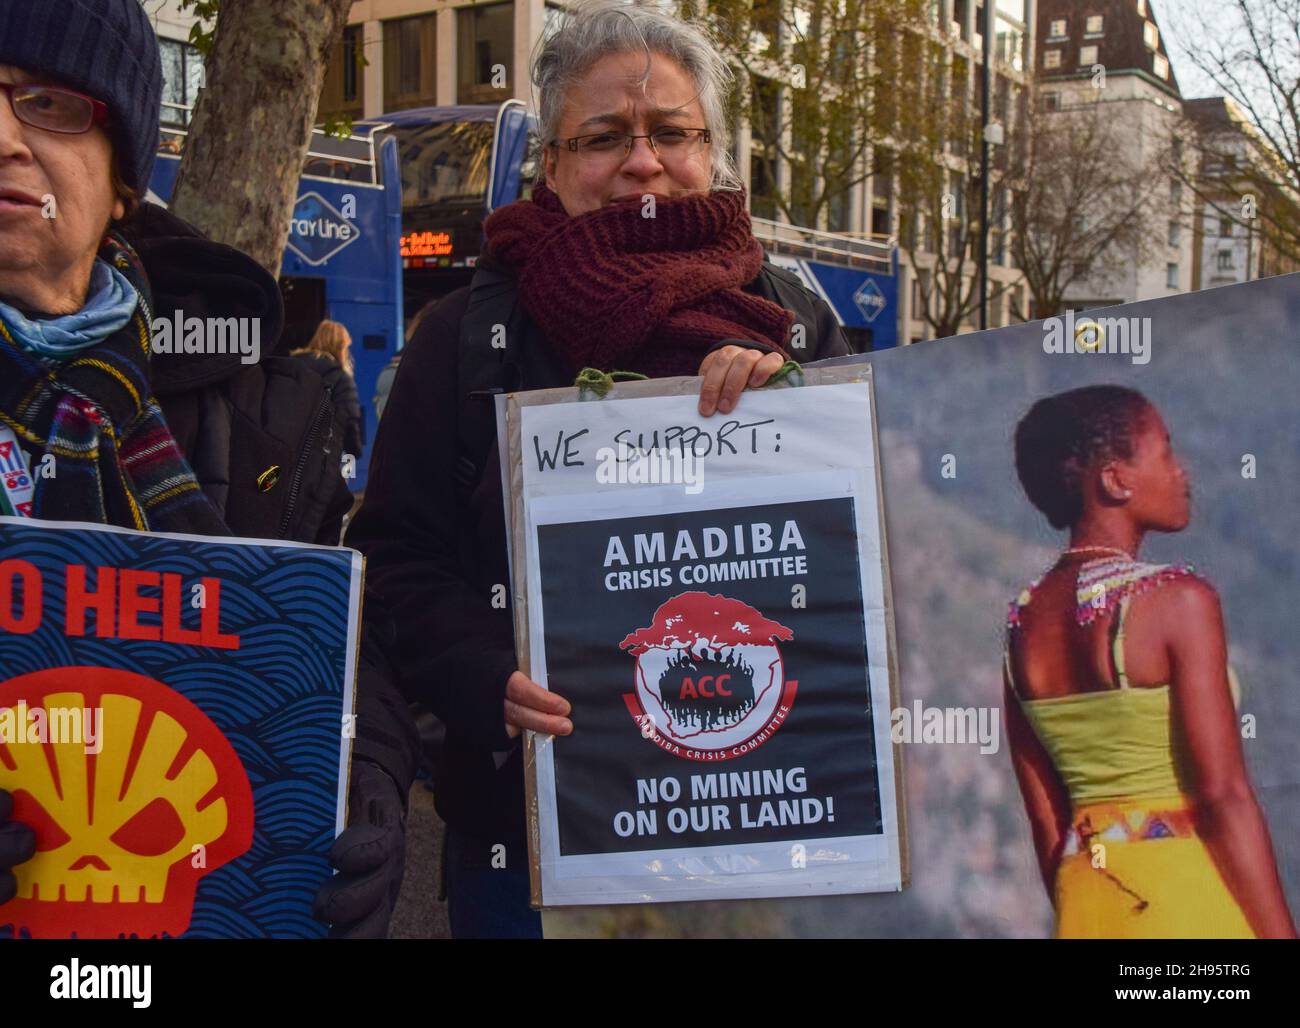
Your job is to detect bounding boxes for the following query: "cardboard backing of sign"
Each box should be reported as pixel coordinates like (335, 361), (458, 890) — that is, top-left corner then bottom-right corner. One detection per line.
(500, 365), (908, 907)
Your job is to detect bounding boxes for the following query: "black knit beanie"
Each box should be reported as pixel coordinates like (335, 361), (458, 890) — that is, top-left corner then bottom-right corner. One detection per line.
(0, 0), (164, 194)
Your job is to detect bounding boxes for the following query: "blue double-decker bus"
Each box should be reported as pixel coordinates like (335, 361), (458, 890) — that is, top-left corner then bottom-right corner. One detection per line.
(369, 100), (538, 318)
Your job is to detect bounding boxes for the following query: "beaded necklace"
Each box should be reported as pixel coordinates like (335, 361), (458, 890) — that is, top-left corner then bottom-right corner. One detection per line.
(1007, 550), (1195, 629)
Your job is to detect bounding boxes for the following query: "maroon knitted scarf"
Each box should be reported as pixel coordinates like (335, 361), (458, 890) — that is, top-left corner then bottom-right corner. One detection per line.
(481, 181), (793, 378)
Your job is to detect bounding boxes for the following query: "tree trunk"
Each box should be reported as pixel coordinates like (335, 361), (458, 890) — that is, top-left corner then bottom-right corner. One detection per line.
(171, 0), (355, 276)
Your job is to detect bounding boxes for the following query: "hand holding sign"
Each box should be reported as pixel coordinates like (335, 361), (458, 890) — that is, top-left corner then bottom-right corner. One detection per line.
(504, 671), (573, 739)
(697, 344), (785, 417)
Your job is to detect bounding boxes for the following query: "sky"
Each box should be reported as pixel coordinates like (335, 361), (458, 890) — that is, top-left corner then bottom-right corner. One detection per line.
(1157, 0), (1240, 100)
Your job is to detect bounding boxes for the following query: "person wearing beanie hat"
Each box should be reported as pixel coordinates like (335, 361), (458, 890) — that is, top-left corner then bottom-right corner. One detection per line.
(0, 0), (162, 198)
(0, 1), (418, 941)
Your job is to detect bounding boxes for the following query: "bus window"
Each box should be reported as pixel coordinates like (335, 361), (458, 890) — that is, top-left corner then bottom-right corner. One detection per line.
(385, 121), (494, 208)
(300, 130), (380, 185)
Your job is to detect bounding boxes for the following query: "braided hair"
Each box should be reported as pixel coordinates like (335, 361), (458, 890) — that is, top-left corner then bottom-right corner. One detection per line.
(1014, 385), (1152, 530)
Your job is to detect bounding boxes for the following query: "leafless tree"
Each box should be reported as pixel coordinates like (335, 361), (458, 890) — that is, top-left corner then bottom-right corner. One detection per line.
(1167, 0), (1300, 268)
(1004, 89), (1173, 320)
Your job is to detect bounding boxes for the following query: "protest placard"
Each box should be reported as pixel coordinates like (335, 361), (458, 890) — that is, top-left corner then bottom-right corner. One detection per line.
(0, 518), (361, 938)
(501, 365), (906, 905)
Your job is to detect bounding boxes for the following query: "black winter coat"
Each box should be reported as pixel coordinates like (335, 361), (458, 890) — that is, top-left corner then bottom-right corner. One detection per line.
(293, 352), (365, 464)
(348, 251), (850, 842)
(117, 203), (418, 794)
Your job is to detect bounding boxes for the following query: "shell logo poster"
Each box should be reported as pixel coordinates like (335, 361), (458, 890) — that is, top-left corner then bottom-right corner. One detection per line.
(0, 518), (361, 939)
(503, 368), (905, 905)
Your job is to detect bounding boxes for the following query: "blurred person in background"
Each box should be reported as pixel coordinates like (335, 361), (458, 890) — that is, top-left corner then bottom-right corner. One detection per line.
(292, 319), (365, 466)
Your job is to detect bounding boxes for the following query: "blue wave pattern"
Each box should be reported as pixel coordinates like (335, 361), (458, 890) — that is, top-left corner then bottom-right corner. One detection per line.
(0, 520), (358, 939)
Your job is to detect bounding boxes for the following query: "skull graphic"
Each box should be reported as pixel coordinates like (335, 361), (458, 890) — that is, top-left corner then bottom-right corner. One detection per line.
(0, 667), (254, 938)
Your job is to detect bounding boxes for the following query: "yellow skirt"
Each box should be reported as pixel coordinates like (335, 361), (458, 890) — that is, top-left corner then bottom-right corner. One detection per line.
(1054, 797), (1255, 939)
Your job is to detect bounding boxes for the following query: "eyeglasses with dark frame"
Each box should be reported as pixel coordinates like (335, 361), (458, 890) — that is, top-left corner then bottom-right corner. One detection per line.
(0, 82), (110, 135)
(550, 127), (712, 160)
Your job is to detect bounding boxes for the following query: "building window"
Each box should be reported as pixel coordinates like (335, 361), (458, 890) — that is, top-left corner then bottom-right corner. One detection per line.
(871, 169), (892, 236)
(458, 2), (514, 103)
(1044, 49), (1061, 69)
(1220, 214), (1234, 237)
(1166, 262), (1179, 288)
(159, 38), (205, 127)
(871, 203), (891, 236)
(1085, 15), (1104, 36)
(1048, 18), (1067, 40)
(952, 0), (968, 39)
(1143, 21), (1159, 50)
(1170, 178), (1182, 204)
(319, 24), (363, 120)
(344, 33), (359, 101)
(749, 76), (780, 221)
(383, 14), (437, 112)
(996, 20), (1025, 72)
(1041, 90), (1061, 111)
(1079, 45), (1099, 66)
(1153, 53), (1169, 80)
(1216, 250), (1234, 271)
(1167, 220), (1180, 246)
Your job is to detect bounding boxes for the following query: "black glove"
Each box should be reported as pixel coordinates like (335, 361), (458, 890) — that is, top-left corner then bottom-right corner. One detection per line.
(0, 789), (37, 906)
(312, 760), (407, 939)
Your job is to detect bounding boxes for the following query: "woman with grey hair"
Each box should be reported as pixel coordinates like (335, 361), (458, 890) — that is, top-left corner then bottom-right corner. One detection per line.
(348, 0), (849, 937)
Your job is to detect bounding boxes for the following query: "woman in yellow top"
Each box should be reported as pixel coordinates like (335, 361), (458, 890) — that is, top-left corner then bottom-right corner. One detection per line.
(1005, 384), (1295, 938)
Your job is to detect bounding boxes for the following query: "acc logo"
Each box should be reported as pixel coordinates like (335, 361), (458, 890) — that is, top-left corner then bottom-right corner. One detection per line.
(285, 191), (361, 267)
(0, 667), (254, 939)
(619, 592), (797, 761)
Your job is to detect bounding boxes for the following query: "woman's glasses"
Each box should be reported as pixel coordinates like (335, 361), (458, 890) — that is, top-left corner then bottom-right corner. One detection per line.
(553, 127), (711, 163)
(0, 82), (110, 134)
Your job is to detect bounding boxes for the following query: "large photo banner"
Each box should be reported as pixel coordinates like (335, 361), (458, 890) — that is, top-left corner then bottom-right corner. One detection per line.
(0, 519), (362, 939)
(503, 367), (905, 905)
(541, 272), (1300, 939)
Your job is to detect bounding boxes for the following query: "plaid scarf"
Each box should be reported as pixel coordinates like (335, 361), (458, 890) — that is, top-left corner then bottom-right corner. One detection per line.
(482, 182), (793, 378)
(0, 233), (229, 535)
